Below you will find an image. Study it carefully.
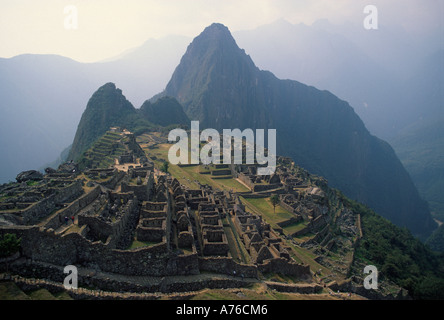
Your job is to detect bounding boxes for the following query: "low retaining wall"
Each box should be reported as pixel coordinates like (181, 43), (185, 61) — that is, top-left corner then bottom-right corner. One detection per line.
(258, 258), (311, 278)
(265, 281), (322, 294)
(1, 225), (200, 277)
(198, 257), (258, 278)
(277, 217), (302, 228)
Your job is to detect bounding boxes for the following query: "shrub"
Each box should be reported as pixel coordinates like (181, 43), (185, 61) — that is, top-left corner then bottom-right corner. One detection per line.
(0, 233), (21, 258)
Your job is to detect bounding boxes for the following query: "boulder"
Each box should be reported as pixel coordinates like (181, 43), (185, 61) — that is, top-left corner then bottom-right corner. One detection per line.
(44, 167), (57, 174)
(16, 170), (43, 183)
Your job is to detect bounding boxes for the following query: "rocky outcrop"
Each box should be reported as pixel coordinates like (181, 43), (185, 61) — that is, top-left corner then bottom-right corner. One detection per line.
(16, 170), (43, 183)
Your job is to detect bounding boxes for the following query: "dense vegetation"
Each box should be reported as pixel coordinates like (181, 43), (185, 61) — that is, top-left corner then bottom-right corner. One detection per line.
(426, 225), (444, 253)
(340, 192), (444, 299)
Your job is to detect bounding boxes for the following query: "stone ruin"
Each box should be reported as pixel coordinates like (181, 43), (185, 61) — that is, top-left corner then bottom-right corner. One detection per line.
(232, 202), (292, 265)
(235, 165), (284, 193)
(0, 149), (313, 287)
(136, 201), (169, 243)
(198, 201), (229, 256)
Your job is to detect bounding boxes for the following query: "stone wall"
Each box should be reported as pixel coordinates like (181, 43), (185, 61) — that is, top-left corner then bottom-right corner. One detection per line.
(136, 223), (166, 242)
(211, 169), (232, 176)
(136, 199), (169, 244)
(265, 282), (322, 294)
(102, 170), (126, 190)
(121, 172), (154, 201)
(308, 215), (329, 231)
(21, 180), (83, 225)
(252, 183), (282, 193)
(237, 173), (254, 190)
(279, 199), (298, 214)
(2, 265), (249, 297)
(78, 197), (139, 249)
(258, 258), (311, 278)
(276, 217), (302, 228)
(80, 215), (113, 243)
(7, 226), (199, 276)
(45, 186), (101, 230)
(198, 257), (258, 278)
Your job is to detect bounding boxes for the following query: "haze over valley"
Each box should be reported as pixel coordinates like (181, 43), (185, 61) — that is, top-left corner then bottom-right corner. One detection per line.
(0, 1), (443, 301)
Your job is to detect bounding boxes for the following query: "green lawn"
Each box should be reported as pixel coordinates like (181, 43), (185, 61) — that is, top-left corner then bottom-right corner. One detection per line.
(223, 216), (251, 264)
(240, 196), (294, 227)
(143, 143), (253, 194)
(128, 240), (159, 250)
(282, 221), (309, 235)
(212, 178), (250, 193)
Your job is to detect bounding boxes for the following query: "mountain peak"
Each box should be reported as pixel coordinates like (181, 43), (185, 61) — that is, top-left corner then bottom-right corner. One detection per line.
(164, 22), (259, 126)
(101, 82), (117, 90)
(191, 22), (238, 52)
(202, 23), (231, 35)
(68, 83), (136, 161)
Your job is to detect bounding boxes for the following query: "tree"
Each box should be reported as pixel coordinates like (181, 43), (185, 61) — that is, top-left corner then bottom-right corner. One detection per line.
(160, 161), (169, 174)
(270, 194), (280, 214)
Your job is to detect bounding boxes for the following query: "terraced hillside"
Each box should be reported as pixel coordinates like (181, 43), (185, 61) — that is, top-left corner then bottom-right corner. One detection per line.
(78, 130), (138, 170)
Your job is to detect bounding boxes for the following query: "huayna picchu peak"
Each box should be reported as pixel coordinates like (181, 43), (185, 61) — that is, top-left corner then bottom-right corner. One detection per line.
(1, 21), (443, 302)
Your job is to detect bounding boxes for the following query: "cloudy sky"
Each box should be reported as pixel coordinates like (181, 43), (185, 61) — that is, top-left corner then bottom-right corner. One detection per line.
(0, 0), (442, 62)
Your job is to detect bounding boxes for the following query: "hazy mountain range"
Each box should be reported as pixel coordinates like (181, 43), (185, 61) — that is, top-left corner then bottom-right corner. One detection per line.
(0, 19), (442, 237)
(0, 35), (189, 183)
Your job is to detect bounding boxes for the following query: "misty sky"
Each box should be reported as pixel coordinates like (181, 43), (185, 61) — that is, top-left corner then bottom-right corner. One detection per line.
(0, 0), (442, 63)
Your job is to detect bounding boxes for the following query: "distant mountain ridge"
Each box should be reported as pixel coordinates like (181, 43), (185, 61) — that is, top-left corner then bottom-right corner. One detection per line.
(0, 36), (189, 182)
(159, 23), (436, 238)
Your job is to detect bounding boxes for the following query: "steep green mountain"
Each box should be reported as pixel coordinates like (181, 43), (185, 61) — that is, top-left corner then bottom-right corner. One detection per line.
(426, 224), (444, 253)
(343, 194), (444, 299)
(392, 118), (444, 223)
(139, 96), (189, 127)
(160, 23), (436, 239)
(68, 83), (149, 161)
